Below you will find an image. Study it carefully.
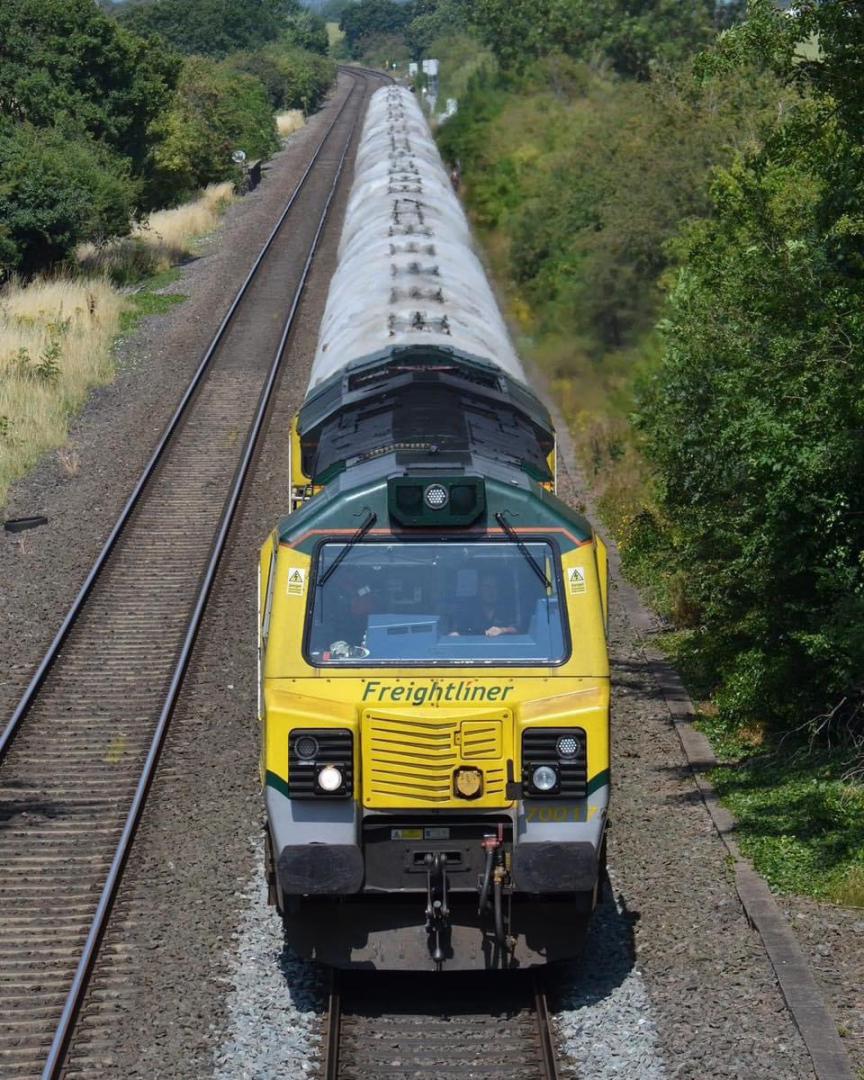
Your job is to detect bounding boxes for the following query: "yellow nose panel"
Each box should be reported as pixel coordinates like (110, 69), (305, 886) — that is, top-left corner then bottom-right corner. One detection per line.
(362, 707), (513, 809)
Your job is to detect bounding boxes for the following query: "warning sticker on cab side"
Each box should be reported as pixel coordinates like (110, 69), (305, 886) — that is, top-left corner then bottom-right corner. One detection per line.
(286, 567), (306, 595)
(568, 567), (586, 595)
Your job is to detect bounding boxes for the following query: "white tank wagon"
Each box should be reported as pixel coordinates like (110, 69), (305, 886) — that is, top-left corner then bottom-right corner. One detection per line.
(309, 86), (524, 390)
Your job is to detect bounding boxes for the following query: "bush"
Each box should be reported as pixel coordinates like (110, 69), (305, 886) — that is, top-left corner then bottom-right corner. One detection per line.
(229, 44), (335, 113)
(146, 56), (279, 205)
(0, 125), (138, 279)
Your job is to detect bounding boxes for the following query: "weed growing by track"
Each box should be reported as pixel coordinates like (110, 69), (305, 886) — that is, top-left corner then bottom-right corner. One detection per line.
(276, 109), (306, 138)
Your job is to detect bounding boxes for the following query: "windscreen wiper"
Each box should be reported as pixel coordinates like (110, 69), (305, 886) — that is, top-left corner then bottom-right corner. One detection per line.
(318, 511), (377, 586)
(495, 511), (552, 591)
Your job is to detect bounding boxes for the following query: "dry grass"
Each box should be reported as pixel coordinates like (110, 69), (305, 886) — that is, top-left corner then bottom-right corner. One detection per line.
(78, 182), (236, 282)
(834, 865), (864, 908)
(276, 109), (305, 138)
(0, 278), (126, 505)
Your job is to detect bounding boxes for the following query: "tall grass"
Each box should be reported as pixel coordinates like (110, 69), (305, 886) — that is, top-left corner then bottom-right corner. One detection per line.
(276, 109), (305, 138)
(0, 279), (126, 504)
(78, 182), (236, 284)
(1, 181), (239, 506)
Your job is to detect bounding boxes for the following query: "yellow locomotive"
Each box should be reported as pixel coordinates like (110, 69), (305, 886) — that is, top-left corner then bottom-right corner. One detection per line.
(258, 87), (610, 969)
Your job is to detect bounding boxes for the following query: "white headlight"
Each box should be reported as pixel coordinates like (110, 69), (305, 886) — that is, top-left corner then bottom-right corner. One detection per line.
(424, 483), (449, 509)
(531, 765), (558, 792)
(317, 764), (344, 792)
(556, 735), (579, 757)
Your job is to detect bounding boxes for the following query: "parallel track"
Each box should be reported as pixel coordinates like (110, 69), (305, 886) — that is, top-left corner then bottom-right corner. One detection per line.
(322, 971), (561, 1080)
(0, 67), (388, 1080)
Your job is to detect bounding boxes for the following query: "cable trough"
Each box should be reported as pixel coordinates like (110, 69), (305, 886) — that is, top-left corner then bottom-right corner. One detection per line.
(0, 66), (389, 1080)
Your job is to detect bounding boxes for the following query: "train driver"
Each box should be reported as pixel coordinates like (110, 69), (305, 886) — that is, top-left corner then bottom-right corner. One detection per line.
(447, 570), (518, 638)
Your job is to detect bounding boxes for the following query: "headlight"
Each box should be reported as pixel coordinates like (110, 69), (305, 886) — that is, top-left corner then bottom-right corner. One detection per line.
(556, 735), (579, 757)
(424, 483), (449, 509)
(288, 728), (353, 798)
(295, 734), (319, 759)
(522, 728), (587, 799)
(531, 765), (559, 792)
(316, 764), (344, 793)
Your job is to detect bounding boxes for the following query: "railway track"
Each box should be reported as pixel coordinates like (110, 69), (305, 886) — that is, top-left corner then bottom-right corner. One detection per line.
(0, 67), (387, 1080)
(322, 971), (560, 1080)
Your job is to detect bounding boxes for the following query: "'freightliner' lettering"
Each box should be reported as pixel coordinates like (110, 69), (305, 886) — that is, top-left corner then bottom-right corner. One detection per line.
(362, 680), (514, 705)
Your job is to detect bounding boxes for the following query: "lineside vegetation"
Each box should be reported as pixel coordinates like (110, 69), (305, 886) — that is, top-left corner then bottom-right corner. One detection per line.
(0, 0), (334, 506)
(431, 0), (864, 904)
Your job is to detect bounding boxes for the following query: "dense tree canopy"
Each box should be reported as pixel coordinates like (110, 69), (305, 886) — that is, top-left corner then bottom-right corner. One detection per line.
(636, 0), (864, 737)
(119, 0), (304, 57)
(0, 0), (178, 167)
(471, 0), (718, 77)
(0, 0), (335, 275)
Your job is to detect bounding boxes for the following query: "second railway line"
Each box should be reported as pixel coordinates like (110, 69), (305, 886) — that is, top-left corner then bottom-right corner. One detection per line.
(0, 67), (387, 1080)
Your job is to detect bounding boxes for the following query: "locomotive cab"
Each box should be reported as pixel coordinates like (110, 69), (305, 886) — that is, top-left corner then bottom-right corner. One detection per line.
(258, 466), (610, 970)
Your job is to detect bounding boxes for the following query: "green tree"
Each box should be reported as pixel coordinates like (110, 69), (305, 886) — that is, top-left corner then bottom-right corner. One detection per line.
(637, 0), (864, 739)
(0, 0), (178, 169)
(147, 56), (279, 203)
(339, 0), (411, 58)
(471, 0), (717, 77)
(282, 10), (330, 55)
(0, 124), (138, 278)
(229, 45), (335, 112)
(120, 0), (301, 57)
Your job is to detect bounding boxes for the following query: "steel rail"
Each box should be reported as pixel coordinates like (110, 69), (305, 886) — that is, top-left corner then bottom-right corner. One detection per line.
(31, 70), (373, 1080)
(0, 73), (359, 764)
(323, 970), (342, 1080)
(532, 973), (561, 1080)
(321, 969), (561, 1079)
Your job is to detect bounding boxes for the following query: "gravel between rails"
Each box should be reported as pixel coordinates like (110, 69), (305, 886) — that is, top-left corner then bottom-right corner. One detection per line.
(1, 68), (854, 1080)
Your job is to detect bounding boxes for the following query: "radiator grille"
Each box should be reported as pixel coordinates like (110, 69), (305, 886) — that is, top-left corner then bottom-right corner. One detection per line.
(362, 710), (510, 808)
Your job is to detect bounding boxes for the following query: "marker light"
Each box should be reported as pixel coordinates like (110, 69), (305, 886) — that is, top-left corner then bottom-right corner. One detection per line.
(295, 735), (319, 759)
(531, 765), (558, 792)
(556, 735), (579, 758)
(316, 765), (344, 792)
(424, 483), (449, 509)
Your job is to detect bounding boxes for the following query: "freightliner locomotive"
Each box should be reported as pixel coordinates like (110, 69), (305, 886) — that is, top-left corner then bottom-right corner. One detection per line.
(258, 86), (610, 969)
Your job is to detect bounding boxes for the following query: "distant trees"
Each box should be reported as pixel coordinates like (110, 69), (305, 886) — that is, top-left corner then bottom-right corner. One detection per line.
(0, 0), (335, 277)
(340, 0), (411, 57)
(471, 0), (719, 78)
(339, 0), (468, 61)
(119, 0), (305, 57)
